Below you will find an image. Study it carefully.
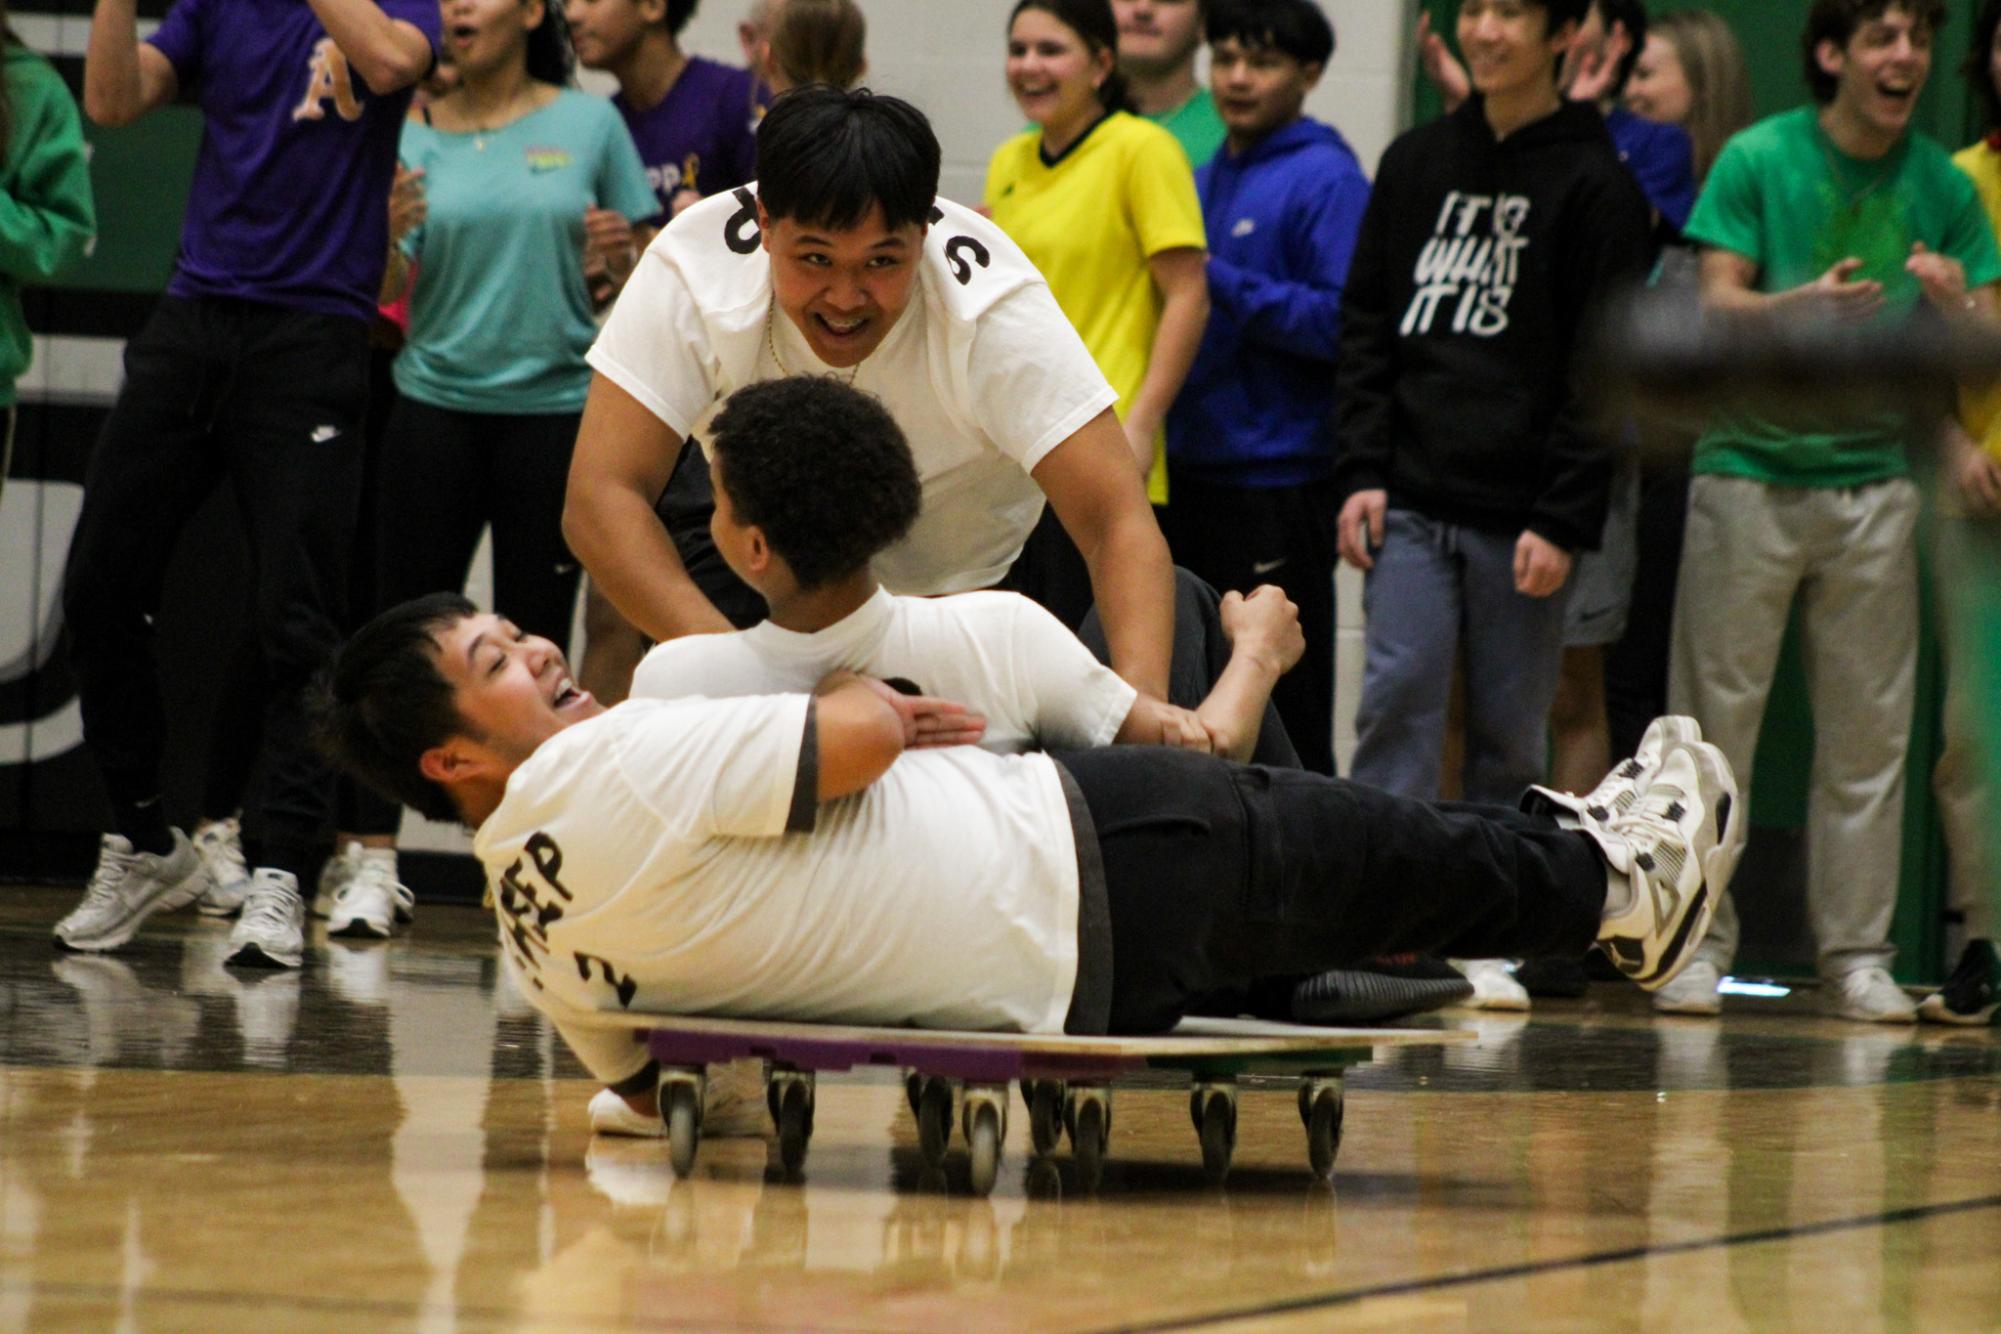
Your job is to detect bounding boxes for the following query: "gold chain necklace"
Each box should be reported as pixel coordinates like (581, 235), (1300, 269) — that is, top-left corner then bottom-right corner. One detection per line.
(764, 301), (862, 385)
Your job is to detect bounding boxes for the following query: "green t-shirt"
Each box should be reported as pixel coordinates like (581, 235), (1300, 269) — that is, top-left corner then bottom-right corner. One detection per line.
(396, 89), (657, 414)
(1683, 106), (2001, 486)
(1148, 87), (1226, 169)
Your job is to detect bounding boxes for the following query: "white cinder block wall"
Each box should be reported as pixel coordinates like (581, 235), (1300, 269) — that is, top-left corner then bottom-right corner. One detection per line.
(665, 0), (1418, 774)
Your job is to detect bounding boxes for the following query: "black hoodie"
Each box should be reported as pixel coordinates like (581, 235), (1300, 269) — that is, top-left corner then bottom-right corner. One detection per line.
(1332, 96), (1650, 552)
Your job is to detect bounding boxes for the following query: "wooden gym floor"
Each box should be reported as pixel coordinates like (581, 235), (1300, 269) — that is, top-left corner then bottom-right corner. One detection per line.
(2, 886), (1998, 1331)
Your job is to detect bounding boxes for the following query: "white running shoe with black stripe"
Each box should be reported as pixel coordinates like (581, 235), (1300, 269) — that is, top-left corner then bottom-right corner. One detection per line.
(1592, 740), (1741, 992)
(227, 869), (306, 969)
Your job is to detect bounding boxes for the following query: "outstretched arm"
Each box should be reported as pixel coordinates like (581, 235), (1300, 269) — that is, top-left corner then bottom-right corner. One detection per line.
(307, 0), (435, 94)
(84, 0), (177, 127)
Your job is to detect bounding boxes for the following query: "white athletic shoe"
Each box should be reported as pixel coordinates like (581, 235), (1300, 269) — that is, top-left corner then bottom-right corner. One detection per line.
(226, 870), (306, 969)
(1523, 715), (1704, 832)
(1651, 959), (1724, 1016)
(1454, 958), (1531, 1010)
(1593, 741), (1738, 992)
(54, 831), (215, 953)
(587, 1059), (768, 1138)
(192, 817), (253, 916)
(328, 845), (413, 939)
(319, 842), (414, 930)
(1827, 966), (1918, 1024)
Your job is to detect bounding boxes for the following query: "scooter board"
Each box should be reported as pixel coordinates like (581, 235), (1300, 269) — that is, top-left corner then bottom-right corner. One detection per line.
(620, 1013), (1470, 1194)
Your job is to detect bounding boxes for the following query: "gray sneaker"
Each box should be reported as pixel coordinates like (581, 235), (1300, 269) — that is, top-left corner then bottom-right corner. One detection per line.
(1594, 741), (1738, 992)
(192, 817), (252, 916)
(226, 870), (306, 969)
(54, 831), (215, 953)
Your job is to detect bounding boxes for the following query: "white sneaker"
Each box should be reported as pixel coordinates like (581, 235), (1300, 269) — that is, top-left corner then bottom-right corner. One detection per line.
(319, 842), (414, 929)
(226, 870), (306, 969)
(192, 817), (252, 916)
(328, 845), (413, 938)
(587, 1059), (768, 1138)
(1652, 959), (1723, 1016)
(1593, 741), (1737, 991)
(54, 831), (215, 952)
(1828, 966), (1918, 1023)
(1454, 958), (1531, 1010)
(1524, 715), (1704, 831)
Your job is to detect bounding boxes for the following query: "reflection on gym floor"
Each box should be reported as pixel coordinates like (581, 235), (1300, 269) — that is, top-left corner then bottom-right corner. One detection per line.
(3, 888), (1998, 1329)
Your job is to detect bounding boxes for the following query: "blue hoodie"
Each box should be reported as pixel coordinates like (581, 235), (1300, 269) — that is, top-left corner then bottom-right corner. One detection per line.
(1167, 116), (1370, 488)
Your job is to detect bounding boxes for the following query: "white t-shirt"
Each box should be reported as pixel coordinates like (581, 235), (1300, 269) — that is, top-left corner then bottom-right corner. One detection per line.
(631, 587), (1138, 755)
(587, 188), (1119, 595)
(474, 696), (1083, 1084)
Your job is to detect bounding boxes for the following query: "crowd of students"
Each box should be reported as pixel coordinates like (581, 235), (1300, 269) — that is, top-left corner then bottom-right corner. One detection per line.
(27, 0), (2001, 1050)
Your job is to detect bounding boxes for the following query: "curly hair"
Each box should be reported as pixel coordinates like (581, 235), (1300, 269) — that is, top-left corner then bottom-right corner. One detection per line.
(1803, 0), (1946, 104)
(706, 378), (921, 590)
(315, 593), (478, 825)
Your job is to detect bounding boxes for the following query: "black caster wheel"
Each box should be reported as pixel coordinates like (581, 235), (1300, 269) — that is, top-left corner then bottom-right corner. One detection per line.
(1028, 1080), (1065, 1158)
(905, 1071), (924, 1121)
(776, 1076), (814, 1175)
(916, 1077), (953, 1170)
(1069, 1089), (1109, 1193)
(1304, 1084), (1344, 1181)
(1195, 1086), (1237, 1184)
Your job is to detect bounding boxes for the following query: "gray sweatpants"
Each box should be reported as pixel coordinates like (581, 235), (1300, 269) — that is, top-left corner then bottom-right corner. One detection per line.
(1350, 509), (1572, 803)
(1668, 474), (1919, 978)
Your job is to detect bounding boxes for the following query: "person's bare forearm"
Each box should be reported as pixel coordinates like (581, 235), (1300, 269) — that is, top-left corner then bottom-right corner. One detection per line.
(85, 0), (146, 126)
(1195, 649), (1283, 764)
(1077, 508), (1175, 700)
(307, 0), (432, 93)
(563, 480), (733, 643)
(812, 672), (905, 799)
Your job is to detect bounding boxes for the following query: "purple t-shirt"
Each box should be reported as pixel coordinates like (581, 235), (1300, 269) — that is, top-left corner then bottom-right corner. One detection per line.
(148, 0), (443, 321)
(613, 56), (763, 222)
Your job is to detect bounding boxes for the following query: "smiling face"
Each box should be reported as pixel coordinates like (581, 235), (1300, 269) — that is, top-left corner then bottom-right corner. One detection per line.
(761, 203), (924, 368)
(430, 613), (602, 773)
(440, 0), (545, 80)
(1624, 31), (1692, 124)
(1818, 6), (1933, 140)
(1110, 0), (1202, 77)
(566, 0), (656, 71)
(1007, 7), (1115, 136)
(1456, 0), (1574, 102)
(1211, 36), (1319, 148)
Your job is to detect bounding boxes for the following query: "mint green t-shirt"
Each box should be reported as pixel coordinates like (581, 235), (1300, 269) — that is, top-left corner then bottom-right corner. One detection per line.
(396, 89), (656, 414)
(1149, 87), (1226, 169)
(1684, 106), (2001, 486)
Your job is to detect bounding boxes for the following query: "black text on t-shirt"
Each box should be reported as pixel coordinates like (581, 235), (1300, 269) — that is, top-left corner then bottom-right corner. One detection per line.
(1401, 191), (1531, 339)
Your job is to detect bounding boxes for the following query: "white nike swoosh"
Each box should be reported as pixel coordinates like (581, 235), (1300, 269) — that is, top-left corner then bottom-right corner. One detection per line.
(1252, 559), (1286, 575)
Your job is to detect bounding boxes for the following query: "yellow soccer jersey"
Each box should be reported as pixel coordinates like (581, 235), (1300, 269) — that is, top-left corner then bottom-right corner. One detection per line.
(1953, 139), (2001, 462)
(986, 112), (1206, 503)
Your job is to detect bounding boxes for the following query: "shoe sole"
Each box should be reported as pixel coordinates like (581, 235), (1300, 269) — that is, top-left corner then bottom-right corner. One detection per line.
(1652, 993), (1722, 1017)
(1629, 744), (1737, 992)
(1916, 997), (2000, 1026)
(227, 942), (303, 969)
(329, 916), (395, 939)
(1292, 974), (1474, 1025)
(53, 866), (216, 953)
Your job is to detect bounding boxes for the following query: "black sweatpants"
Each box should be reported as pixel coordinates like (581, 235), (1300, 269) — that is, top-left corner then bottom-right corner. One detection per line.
(347, 396), (584, 836)
(1053, 746), (1608, 1034)
(63, 296), (370, 879)
(1162, 473), (1338, 774)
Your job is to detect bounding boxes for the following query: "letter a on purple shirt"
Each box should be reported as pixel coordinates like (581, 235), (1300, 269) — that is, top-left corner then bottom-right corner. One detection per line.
(148, 0), (443, 321)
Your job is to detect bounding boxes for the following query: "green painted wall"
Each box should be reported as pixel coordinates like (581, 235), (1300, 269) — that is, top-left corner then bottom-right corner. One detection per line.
(67, 108), (202, 293)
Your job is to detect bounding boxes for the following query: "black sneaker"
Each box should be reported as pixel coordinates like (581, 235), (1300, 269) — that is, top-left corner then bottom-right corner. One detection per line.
(1290, 956), (1474, 1025)
(1917, 939), (2001, 1026)
(1514, 955), (1591, 998)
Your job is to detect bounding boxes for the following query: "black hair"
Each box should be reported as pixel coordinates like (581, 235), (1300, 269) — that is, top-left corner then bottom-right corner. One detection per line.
(316, 593), (479, 825)
(1204, 0), (1335, 68)
(707, 377), (921, 590)
(1523, 0), (1592, 35)
(1966, 0), (2001, 130)
(1593, 0), (1648, 98)
(525, 0), (577, 87)
(756, 86), (940, 231)
(1009, 0), (1135, 115)
(669, 0), (699, 36)
(1803, 0), (1945, 104)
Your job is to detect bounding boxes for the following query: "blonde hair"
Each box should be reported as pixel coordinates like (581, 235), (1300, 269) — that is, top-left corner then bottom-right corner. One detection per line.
(1655, 9), (1754, 184)
(768, 0), (867, 93)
